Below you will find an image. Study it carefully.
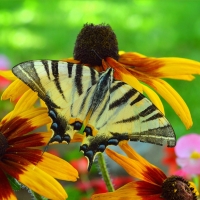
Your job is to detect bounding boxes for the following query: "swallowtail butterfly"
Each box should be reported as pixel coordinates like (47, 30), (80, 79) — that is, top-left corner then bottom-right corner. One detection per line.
(12, 60), (176, 170)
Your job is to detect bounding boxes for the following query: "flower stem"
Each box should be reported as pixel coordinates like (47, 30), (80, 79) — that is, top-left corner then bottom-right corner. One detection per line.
(97, 153), (115, 192)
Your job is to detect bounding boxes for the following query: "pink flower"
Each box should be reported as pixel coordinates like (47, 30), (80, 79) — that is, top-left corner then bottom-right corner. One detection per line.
(175, 133), (200, 176)
(0, 55), (11, 89)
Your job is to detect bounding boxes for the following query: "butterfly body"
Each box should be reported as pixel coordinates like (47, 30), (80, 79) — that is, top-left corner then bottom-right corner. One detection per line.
(12, 60), (176, 170)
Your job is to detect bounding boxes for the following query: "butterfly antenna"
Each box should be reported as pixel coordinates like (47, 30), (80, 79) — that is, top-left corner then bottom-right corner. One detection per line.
(91, 49), (111, 70)
(91, 49), (102, 62)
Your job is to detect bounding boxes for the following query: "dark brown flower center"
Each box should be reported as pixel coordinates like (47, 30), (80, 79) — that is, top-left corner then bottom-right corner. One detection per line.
(0, 132), (9, 157)
(73, 23), (119, 66)
(161, 176), (198, 200)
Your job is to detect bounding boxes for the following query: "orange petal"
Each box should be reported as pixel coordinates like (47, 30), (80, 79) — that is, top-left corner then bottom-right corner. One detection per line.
(92, 181), (162, 200)
(104, 57), (143, 93)
(71, 133), (84, 143)
(37, 152), (79, 181)
(92, 181), (143, 200)
(62, 58), (80, 64)
(119, 53), (200, 79)
(106, 147), (166, 185)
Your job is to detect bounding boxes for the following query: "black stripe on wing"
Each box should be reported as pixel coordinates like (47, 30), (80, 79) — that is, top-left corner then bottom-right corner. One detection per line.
(143, 113), (164, 122)
(41, 60), (50, 79)
(110, 82), (126, 93)
(109, 88), (137, 110)
(51, 60), (65, 100)
(130, 93), (144, 106)
(139, 104), (157, 117)
(75, 64), (83, 95)
(90, 67), (98, 85)
(67, 62), (74, 78)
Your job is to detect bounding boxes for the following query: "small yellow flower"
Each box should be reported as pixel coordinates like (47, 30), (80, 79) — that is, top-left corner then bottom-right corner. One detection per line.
(0, 90), (78, 200)
(92, 142), (199, 200)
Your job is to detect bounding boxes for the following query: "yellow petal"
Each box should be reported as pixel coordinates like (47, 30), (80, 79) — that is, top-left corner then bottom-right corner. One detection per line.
(29, 113), (51, 128)
(3, 89), (38, 122)
(0, 70), (16, 81)
(155, 57), (200, 77)
(119, 141), (151, 166)
(117, 68), (143, 93)
(37, 152), (79, 181)
(18, 164), (68, 200)
(1, 194), (17, 200)
(1, 79), (29, 101)
(142, 84), (164, 114)
(163, 74), (195, 80)
(149, 78), (192, 129)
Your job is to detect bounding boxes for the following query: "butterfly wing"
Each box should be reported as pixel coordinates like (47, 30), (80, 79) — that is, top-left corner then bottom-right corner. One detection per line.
(13, 61), (176, 171)
(80, 80), (176, 170)
(12, 60), (100, 143)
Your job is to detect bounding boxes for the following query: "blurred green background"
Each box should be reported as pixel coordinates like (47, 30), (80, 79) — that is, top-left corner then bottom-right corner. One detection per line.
(0, 0), (200, 199)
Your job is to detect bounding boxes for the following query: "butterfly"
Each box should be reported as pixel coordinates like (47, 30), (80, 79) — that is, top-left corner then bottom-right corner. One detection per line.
(12, 60), (176, 170)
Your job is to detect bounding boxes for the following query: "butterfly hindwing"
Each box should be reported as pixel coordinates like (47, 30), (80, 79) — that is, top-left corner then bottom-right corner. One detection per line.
(79, 78), (176, 170)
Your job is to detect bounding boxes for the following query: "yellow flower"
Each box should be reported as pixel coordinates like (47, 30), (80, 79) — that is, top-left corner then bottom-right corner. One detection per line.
(92, 142), (199, 200)
(0, 90), (78, 200)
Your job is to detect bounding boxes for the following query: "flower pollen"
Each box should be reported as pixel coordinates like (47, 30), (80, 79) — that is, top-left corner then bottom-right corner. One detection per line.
(190, 151), (200, 159)
(161, 176), (198, 200)
(73, 23), (119, 66)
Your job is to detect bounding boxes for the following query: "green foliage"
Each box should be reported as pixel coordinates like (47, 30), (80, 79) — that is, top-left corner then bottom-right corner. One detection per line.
(7, 175), (21, 191)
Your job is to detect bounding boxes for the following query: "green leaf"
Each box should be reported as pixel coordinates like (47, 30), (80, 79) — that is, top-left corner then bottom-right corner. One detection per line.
(7, 175), (21, 191)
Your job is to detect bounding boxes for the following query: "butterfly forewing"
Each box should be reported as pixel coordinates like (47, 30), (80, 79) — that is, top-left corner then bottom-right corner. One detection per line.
(12, 60), (100, 143)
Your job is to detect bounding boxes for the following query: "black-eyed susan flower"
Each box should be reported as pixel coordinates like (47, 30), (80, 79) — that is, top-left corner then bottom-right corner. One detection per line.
(92, 142), (199, 200)
(0, 89), (78, 200)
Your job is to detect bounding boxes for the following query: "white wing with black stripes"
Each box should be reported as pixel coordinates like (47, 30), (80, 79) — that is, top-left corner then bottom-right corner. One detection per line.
(12, 60), (176, 170)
